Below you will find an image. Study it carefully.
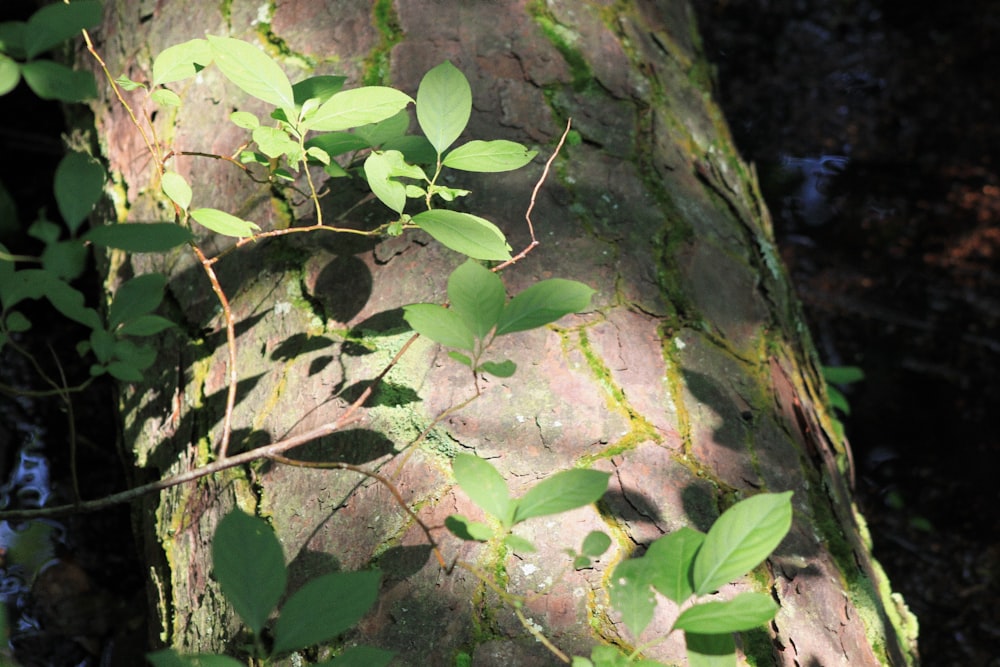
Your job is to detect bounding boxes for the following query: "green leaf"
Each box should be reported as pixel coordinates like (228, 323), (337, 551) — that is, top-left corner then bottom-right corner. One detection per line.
(403, 302), (476, 350)
(0, 180), (17, 237)
(447, 259), (506, 339)
(443, 140), (537, 172)
(190, 208), (260, 238)
(312, 645), (395, 667)
(448, 350), (473, 367)
(109, 273), (166, 330)
(581, 530), (612, 558)
(212, 509), (287, 637)
(495, 279), (595, 336)
(90, 327), (114, 362)
(41, 240), (86, 280)
(20, 60), (96, 102)
(84, 222), (193, 252)
(821, 365), (865, 385)
(826, 385), (850, 415)
(645, 526), (705, 604)
(452, 453), (513, 524)
(4, 311), (30, 333)
(118, 314), (175, 336)
(684, 632), (736, 667)
(0, 22), (26, 59)
(151, 38), (212, 86)
(207, 35), (294, 111)
(0, 54), (20, 96)
(111, 339), (157, 370)
(477, 359), (516, 377)
(364, 150), (426, 214)
(303, 86), (413, 132)
(503, 533), (537, 553)
(23, 0), (101, 59)
(411, 209), (511, 261)
(512, 469), (609, 524)
(271, 570), (381, 655)
(252, 126), (301, 161)
(161, 171), (192, 211)
(292, 74), (345, 106)
(106, 360), (143, 382)
(416, 61), (471, 154)
(54, 151), (105, 233)
(229, 110), (259, 130)
(147, 649), (247, 667)
(607, 558), (656, 638)
(0, 268), (100, 328)
(150, 88), (181, 106)
(692, 491), (793, 596)
(114, 75), (145, 91)
(355, 109), (411, 147)
(445, 514), (494, 542)
(382, 134), (438, 165)
(305, 131), (371, 157)
(673, 593), (778, 633)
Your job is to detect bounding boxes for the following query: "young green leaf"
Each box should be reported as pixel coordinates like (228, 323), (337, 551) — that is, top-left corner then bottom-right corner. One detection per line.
(84, 222), (193, 252)
(447, 259), (506, 339)
(692, 491), (793, 596)
(685, 632), (737, 667)
(411, 209), (512, 261)
(503, 533), (537, 553)
(207, 35), (295, 111)
(417, 61), (472, 154)
(673, 593), (778, 633)
(252, 126), (301, 161)
(448, 351), (474, 368)
(303, 86), (413, 132)
(150, 88), (181, 107)
(271, 570), (381, 655)
(312, 646), (395, 667)
(229, 110), (259, 130)
(114, 74), (145, 91)
(108, 274), (166, 329)
(494, 279), (595, 336)
(20, 60), (96, 102)
(443, 140), (537, 172)
(581, 530), (612, 558)
(117, 314), (175, 336)
(821, 365), (865, 385)
(355, 109), (411, 147)
(152, 38), (212, 87)
(305, 131), (371, 158)
(190, 208), (260, 238)
(607, 558), (656, 638)
(644, 526), (705, 604)
(452, 453), (513, 524)
(477, 359), (516, 377)
(23, 0), (102, 59)
(512, 469), (610, 524)
(364, 150), (426, 214)
(402, 303), (475, 351)
(0, 54), (20, 96)
(292, 74), (346, 106)
(54, 151), (104, 233)
(211, 509), (287, 637)
(161, 171), (192, 211)
(445, 514), (494, 542)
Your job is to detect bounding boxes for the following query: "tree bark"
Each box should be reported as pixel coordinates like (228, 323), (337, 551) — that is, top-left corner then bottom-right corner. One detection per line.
(81, 1), (918, 665)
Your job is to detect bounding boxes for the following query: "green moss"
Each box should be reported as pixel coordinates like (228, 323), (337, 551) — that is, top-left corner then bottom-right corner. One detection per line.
(528, 2), (597, 93)
(363, 0), (404, 85)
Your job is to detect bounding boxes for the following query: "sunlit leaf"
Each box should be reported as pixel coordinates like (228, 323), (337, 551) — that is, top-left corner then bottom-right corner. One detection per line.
(229, 110), (259, 130)
(673, 593), (778, 633)
(607, 558), (656, 638)
(494, 279), (595, 336)
(581, 530), (612, 558)
(477, 359), (516, 377)
(447, 259), (506, 339)
(445, 514), (494, 542)
(443, 140), (537, 173)
(0, 54), (20, 96)
(692, 492), (793, 596)
(452, 453), (513, 524)
(150, 88), (181, 106)
(212, 509), (287, 636)
(152, 38), (212, 86)
(645, 526), (705, 603)
(364, 150), (426, 214)
(512, 469), (609, 523)
(416, 61), (471, 154)
(207, 35), (294, 111)
(402, 302), (475, 351)
(303, 86), (413, 132)
(190, 208), (260, 238)
(504, 533), (537, 553)
(411, 209), (511, 261)
(292, 74), (345, 106)
(161, 171), (192, 211)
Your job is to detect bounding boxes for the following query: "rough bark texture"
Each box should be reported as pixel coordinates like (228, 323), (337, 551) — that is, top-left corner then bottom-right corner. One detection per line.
(82, 1), (918, 665)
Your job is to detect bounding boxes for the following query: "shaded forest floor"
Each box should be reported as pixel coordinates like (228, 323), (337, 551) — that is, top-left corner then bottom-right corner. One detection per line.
(693, 1), (1000, 664)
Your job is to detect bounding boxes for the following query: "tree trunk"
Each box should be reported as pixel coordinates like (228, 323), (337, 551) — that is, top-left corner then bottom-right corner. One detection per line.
(81, 1), (918, 665)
